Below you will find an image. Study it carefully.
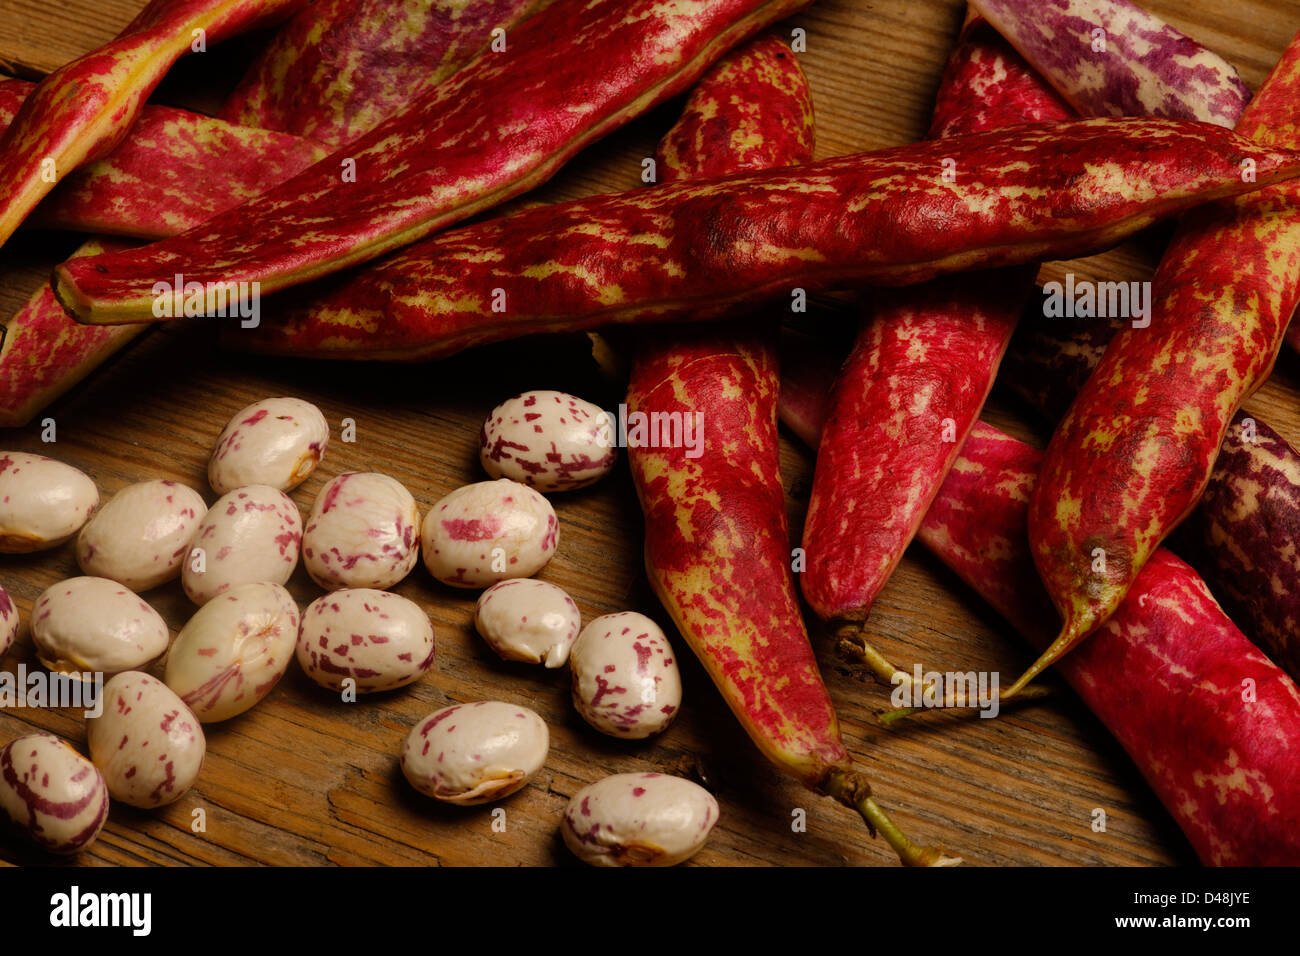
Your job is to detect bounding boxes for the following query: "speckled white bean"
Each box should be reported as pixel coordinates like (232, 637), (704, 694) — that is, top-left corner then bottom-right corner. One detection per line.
(296, 589), (435, 693)
(182, 485), (301, 605)
(164, 582), (300, 723)
(31, 577), (169, 676)
(302, 473), (420, 590)
(87, 672), (205, 809)
(561, 773), (718, 867)
(421, 479), (557, 589)
(570, 612), (681, 739)
(479, 390), (616, 492)
(208, 397), (329, 494)
(0, 734), (109, 854)
(401, 701), (548, 805)
(0, 584), (17, 657)
(0, 452), (98, 553)
(76, 479), (207, 591)
(475, 579), (580, 667)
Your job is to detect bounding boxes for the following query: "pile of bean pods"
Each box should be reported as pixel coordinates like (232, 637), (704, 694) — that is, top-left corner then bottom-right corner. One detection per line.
(2, 0), (1300, 868)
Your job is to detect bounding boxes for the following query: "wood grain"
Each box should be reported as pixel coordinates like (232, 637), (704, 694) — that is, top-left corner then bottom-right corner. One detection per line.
(0, 0), (1297, 867)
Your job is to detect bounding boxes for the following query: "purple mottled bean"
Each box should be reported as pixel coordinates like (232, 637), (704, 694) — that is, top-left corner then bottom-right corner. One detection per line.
(970, 0), (1249, 127)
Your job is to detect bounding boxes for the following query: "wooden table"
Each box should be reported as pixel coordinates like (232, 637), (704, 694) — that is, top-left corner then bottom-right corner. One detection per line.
(0, 0), (1296, 867)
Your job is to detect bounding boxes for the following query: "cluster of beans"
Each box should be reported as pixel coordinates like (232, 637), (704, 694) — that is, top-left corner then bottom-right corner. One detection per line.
(0, 391), (716, 866)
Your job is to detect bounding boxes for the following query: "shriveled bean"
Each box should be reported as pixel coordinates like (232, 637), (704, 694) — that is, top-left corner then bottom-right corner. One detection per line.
(480, 390), (616, 492)
(209, 397), (330, 494)
(182, 485), (301, 605)
(562, 773), (717, 867)
(0, 451), (98, 553)
(296, 588), (435, 693)
(401, 701), (548, 805)
(77, 479), (207, 591)
(421, 479), (557, 588)
(87, 672), (205, 808)
(0, 733), (109, 854)
(474, 579), (580, 667)
(570, 612), (681, 739)
(164, 582), (300, 723)
(302, 472), (420, 590)
(31, 577), (169, 676)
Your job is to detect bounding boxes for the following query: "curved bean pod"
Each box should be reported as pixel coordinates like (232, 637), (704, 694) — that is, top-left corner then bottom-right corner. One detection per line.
(1022, 30), (1300, 697)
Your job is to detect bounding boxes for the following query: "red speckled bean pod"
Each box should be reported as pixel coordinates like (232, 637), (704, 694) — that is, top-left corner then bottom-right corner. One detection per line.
(53, 0), (814, 322)
(626, 34), (954, 867)
(0, 0), (308, 249)
(1021, 29), (1300, 698)
(5, 0), (511, 426)
(221, 0), (552, 146)
(0, 56), (324, 428)
(1005, 308), (1300, 684)
(916, 422), (1300, 866)
(4, 0), (521, 427)
(0, 238), (145, 428)
(780, 353), (1300, 862)
(0, 92), (324, 426)
(800, 13), (1068, 629)
(207, 116), (1300, 358)
(0, 80), (327, 240)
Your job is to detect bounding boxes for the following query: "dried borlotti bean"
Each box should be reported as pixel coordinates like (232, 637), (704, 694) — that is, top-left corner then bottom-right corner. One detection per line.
(296, 588), (435, 693)
(474, 579), (581, 667)
(182, 485), (302, 605)
(569, 612), (681, 739)
(561, 773), (718, 867)
(401, 701), (549, 805)
(76, 479), (207, 591)
(0, 451), (98, 552)
(164, 582), (300, 722)
(0, 733), (110, 854)
(479, 390), (616, 492)
(32, 577), (169, 676)
(421, 479), (557, 588)
(87, 671), (205, 809)
(208, 397), (329, 494)
(303, 472), (420, 590)
(0, 583), (17, 656)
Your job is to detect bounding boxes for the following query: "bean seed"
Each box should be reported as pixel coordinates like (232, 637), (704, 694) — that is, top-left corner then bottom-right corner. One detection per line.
(77, 479), (207, 591)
